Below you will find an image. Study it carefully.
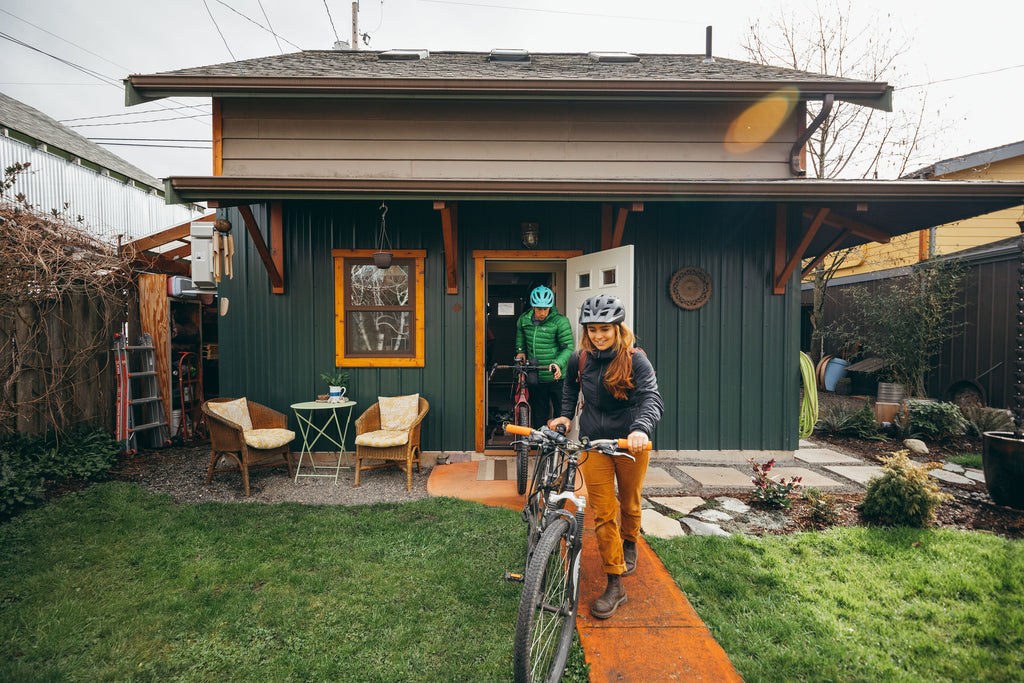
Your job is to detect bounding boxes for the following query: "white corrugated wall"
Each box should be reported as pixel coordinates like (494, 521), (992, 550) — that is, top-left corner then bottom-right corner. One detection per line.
(0, 136), (201, 245)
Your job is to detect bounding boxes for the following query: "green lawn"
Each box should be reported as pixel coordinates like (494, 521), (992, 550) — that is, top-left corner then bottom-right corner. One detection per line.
(651, 528), (1024, 682)
(4, 483), (1021, 682)
(0, 483), (544, 682)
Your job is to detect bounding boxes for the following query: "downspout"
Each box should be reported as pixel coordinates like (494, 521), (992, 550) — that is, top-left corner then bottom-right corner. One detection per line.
(790, 94), (835, 176)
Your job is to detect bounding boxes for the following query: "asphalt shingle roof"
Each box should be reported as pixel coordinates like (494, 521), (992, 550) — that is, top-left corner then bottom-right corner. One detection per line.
(0, 91), (162, 190)
(150, 50), (868, 85)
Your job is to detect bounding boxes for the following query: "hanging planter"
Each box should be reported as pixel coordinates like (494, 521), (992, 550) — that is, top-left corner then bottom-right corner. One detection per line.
(374, 201), (394, 269)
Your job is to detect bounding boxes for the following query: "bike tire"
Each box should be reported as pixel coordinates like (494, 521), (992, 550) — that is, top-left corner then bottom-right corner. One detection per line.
(515, 402), (531, 495)
(513, 516), (580, 683)
(524, 450), (572, 567)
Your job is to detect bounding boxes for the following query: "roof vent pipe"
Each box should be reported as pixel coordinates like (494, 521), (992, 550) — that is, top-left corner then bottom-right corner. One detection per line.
(703, 26), (714, 64)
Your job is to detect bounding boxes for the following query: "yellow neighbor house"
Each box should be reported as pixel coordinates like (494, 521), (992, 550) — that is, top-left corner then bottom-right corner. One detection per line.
(816, 140), (1024, 278)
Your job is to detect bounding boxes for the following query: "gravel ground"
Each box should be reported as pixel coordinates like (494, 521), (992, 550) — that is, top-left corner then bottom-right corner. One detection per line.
(112, 445), (433, 506)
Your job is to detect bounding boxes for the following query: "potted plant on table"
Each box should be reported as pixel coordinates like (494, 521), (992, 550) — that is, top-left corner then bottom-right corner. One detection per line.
(321, 368), (350, 403)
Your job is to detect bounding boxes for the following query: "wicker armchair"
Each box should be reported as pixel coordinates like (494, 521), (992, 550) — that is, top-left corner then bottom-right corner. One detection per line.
(202, 397), (295, 496)
(354, 395), (429, 491)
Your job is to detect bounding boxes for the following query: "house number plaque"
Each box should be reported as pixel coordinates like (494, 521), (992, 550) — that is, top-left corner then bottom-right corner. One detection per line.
(669, 267), (712, 310)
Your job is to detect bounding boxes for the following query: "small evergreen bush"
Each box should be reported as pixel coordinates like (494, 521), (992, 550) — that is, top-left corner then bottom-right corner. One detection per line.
(961, 406), (1013, 438)
(802, 487), (840, 526)
(859, 450), (952, 527)
(818, 399), (883, 440)
(903, 400), (965, 441)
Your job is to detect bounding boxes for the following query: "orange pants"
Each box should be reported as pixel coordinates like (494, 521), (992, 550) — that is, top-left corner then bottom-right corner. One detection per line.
(579, 447), (650, 575)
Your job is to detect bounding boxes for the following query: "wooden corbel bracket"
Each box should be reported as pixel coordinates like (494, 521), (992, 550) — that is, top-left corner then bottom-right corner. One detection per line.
(601, 202), (644, 250)
(434, 201), (459, 294)
(237, 203), (285, 294)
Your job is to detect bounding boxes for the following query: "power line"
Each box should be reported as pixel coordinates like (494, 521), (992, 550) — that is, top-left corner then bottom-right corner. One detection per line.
(0, 8), (212, 122)
(324, 0), (341, 42)
(212, 0), (302, 51)
(68, 113), (212, 127)
(94, 142), (211, 149)
(901, 63), (1024, 90)
(0, 31), (121, 88)
(201, 0), (244, 73)
(88, 137), (211, 142)
(257, 0), (284, 54)
(60, 105), (211, 123)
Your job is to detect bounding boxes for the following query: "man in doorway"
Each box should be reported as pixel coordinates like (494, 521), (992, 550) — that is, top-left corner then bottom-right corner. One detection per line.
(515, 285), (574, 429)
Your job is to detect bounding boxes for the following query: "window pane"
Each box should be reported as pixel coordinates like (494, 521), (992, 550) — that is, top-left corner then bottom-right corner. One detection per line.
(347, 311), (411, 352)
(349, 264), (409, 307)
(577, 272), (591, 289)
(602, 268), (616, 285)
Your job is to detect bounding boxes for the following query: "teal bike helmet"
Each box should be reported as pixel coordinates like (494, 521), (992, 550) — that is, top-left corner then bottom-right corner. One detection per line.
(530, 285), (555, 307)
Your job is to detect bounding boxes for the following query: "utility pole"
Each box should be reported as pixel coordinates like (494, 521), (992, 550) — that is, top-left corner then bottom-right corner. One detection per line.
(351, 1), (359, 50)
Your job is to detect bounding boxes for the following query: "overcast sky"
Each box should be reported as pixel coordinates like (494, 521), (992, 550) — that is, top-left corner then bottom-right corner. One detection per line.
(2, 0), (1022, 180)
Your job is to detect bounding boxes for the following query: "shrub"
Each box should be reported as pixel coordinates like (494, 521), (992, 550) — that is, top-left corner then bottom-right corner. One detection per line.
(802, 487), (840, 526)
(904, 400), (965, 441)
(748, 458), (802, 509)
(961, 406), (1013, 438)
(859, 450), (952, 527)
(817, 400), (883, 440)
(0, 427), (120, 519)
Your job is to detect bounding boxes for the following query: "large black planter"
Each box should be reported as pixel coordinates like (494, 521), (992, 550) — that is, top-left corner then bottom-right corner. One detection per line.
(982, 432), (1024, 510)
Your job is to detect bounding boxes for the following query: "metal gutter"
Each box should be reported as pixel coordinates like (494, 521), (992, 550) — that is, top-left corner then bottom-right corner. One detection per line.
(125, 75), (892, 107)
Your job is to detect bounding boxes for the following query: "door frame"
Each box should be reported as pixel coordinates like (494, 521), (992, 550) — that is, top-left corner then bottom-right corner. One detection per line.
(473, 249), (582, 453)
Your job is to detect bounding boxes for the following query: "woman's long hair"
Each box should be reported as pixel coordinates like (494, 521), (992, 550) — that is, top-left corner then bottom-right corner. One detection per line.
(580, 322), (637, 400)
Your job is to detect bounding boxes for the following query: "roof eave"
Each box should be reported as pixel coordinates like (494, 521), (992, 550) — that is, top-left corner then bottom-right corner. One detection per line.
(126, 75), (892, 109)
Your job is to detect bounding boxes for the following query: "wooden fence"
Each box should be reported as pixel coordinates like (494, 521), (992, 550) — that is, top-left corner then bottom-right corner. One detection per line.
(0, 291), (132, 436)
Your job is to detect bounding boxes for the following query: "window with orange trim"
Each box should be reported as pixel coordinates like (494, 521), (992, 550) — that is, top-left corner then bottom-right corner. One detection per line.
(332, 249), (426, 367)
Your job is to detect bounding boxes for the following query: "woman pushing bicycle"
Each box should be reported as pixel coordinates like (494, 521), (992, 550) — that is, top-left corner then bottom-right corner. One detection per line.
(548, 293), (663, 620)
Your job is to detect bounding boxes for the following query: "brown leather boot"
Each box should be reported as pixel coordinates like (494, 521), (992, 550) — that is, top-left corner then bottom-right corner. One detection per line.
(622, 540), (638, 576)
(591, 574), (627, 619)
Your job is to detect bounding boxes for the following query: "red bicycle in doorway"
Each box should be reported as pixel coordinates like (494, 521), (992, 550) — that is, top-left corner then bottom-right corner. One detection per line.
(488, 359), (544, 494)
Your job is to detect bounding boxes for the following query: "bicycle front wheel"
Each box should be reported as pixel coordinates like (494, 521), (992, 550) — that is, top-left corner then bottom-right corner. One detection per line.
(515, 402), (531, 495)
(513, 516), (580, 683)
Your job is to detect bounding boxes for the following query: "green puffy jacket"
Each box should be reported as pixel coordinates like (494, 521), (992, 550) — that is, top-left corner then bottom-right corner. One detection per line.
(514, 306), (574, 383)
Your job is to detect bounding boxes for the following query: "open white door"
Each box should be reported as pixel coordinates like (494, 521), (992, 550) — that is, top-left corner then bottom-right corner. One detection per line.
(566, 245), (635, 344)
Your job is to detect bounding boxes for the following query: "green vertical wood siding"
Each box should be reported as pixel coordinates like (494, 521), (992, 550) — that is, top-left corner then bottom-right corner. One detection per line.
(217, 199), (799, 452)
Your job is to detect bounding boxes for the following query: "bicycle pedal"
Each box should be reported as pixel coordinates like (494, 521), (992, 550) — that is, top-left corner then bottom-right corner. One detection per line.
(504, 570), (524, 583)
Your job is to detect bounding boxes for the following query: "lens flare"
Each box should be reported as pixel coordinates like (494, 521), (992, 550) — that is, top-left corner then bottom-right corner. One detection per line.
(724, 87), (800, 154)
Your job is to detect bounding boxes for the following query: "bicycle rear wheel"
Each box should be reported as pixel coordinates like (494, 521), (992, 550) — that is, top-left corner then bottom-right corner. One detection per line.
(513, 516), (580, 683)
(515, 401), (531, 495)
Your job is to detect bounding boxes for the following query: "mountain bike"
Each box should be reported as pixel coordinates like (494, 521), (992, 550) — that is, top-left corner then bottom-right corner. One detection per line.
(503, 422), (651, 683)
(488, 360), (544, 494)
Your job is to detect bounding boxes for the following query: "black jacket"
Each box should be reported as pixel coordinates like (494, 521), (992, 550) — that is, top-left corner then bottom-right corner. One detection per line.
(560, 347), (664, 440)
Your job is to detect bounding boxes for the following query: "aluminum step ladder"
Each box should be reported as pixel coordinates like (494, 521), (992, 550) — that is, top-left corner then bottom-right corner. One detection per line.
(114, 333), (171, 454)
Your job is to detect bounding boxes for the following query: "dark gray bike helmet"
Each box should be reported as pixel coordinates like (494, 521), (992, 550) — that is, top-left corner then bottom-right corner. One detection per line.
(579, 294), (626, 325)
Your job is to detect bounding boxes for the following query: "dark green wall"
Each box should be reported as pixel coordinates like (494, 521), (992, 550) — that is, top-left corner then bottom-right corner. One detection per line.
(216, 199), (800, 451)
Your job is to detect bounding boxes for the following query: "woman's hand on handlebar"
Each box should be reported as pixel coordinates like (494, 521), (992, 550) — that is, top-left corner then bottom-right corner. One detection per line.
(626, 431), (650, 457)
(548, 416), (571, 433)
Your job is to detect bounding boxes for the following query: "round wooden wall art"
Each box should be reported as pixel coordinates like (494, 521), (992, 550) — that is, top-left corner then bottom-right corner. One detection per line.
(669, 267), (712, 310)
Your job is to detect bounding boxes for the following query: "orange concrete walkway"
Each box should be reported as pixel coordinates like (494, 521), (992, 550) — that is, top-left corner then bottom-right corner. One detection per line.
(428, 460), (742, 682)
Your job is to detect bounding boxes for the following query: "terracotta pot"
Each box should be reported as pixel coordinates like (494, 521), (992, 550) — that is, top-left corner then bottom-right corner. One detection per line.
(982, 431), (1024, 510)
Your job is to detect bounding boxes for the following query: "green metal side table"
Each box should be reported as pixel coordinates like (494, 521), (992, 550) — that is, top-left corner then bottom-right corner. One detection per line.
(291, 400), (356, 483)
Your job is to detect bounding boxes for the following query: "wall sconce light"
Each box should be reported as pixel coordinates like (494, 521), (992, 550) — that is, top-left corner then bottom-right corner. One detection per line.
(521, 222), (539, 249)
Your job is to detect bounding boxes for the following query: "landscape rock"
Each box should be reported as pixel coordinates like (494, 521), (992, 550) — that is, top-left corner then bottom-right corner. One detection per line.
(681, 517), (731, 537)
(693, 509), (733, 522)
(904, 438), (929, 454)
(715, 496), (751, 514)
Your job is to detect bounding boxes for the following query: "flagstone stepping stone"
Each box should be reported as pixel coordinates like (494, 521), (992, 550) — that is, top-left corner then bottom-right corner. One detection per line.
(929, 468), (974, 485)
(681, 517), (730, 537)
(965, 469), (986, 483)
(680, 466), (753, 488)
(768, 467), (844, 488)
(796, 449), (862, 465)
(640, 508), (686, 539)
(642, 466), (682, 488)
(692, 509), (733, 522)
(648, 496), (705, 515)
(943, 462), (966, 474)
(824, 465), (884, 485)
(714, 496), (750, 514)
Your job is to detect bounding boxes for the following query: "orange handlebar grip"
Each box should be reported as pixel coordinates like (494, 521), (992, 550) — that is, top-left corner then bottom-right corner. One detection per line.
(618, 439), (653, 450)
(504, 424), (532, 436)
